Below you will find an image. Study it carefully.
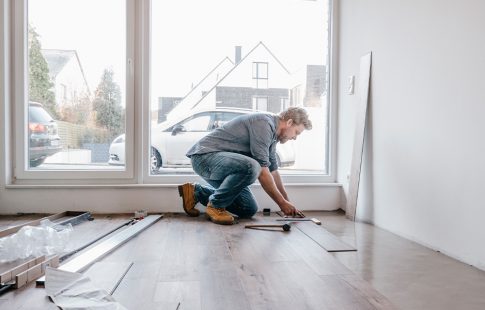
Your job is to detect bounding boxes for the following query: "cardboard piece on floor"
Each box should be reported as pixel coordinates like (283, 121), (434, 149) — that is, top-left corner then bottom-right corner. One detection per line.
(45, 267), (127, 310)
(346, 52), (372, 221)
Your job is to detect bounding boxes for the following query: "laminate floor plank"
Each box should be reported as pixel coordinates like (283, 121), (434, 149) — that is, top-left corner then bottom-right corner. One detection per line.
(199, 262), (251, 310)
(338, 274), (399, 310)
(222, 224), (301, 264)
(155, 216), (251, 310)
(235, 260), (346, 310)
(112, 260), (163, 309)
(295, 221), (356, 252)
(153, 281), (201, 310)
(157, 216), (229, 282)
(284, 225), (354, 276)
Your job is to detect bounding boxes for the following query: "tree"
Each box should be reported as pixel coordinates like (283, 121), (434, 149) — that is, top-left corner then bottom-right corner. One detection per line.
(59, 93), (92, 124)
(92, 68), (123, 139)
(28, 25), (57, 117)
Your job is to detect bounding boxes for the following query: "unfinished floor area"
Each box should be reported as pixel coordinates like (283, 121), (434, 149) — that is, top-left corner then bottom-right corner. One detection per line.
(1, 211), (485, 310)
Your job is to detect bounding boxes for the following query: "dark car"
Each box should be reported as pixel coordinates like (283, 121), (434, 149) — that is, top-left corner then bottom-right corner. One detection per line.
(29, 102), (62, 167)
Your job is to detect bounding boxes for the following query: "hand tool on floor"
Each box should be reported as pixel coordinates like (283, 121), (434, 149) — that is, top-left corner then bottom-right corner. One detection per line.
(245, 222), (291, 231)
(275, 218), (322, 225)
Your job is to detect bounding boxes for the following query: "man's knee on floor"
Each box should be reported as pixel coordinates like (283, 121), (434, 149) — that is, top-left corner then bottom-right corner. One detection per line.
(237, 204), (258, 219)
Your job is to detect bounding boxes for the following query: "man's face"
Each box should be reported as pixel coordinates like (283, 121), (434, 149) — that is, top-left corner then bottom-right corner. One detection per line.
(278, 120), (305, 144)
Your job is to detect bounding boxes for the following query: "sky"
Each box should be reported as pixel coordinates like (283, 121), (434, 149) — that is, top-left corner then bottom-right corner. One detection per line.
(28, 0), (329, 109)
(28, 0), (126, 97)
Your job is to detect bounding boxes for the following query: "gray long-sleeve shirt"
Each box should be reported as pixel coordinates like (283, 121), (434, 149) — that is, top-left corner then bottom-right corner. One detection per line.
(186, 113), (279, 171)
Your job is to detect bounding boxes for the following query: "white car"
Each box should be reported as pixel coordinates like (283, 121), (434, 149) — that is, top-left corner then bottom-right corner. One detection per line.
(109, 108), (296, 173)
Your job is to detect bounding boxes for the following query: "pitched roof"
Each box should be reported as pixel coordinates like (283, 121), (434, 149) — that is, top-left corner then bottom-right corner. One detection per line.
(41, 49), (91, 95)
(190, 41), (290, 110)
(41, 49), (76, 77)
(165, 56), (235, 121)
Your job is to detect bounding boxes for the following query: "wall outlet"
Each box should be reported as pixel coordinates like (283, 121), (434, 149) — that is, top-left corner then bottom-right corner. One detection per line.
(347, 75), (355, 95)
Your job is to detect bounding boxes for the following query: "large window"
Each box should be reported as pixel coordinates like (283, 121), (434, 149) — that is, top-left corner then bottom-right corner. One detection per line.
(12, 0), (333, 183)
(150, 0), (331, 177)
(14, 0), (133, 179)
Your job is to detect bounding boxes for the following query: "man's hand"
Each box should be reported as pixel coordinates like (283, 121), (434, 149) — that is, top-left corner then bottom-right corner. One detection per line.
(279, 201), (305, 217)
(258, 167), (304, 217)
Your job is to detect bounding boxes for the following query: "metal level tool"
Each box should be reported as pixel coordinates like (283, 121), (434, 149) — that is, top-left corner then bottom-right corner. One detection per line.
(275, 218), (322, 225)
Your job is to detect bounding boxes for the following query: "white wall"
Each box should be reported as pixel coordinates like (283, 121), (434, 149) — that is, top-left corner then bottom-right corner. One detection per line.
(338, 0), (485, 270)
(0, 185), (341, 214)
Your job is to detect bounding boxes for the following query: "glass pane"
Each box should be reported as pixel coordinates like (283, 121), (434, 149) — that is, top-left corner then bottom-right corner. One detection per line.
(151, 0), (330, 175)
(252, 62), (268, 79)
(27, 0), (126, 170)
(182, 115), (211, 132)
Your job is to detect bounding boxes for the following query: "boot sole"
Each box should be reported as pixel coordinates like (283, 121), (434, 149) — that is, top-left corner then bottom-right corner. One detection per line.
(178, 185), (200, 217)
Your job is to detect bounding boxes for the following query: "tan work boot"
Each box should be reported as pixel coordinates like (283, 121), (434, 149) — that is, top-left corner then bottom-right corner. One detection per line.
(206, 203), (234, 225)
(178, 183), (200, 217)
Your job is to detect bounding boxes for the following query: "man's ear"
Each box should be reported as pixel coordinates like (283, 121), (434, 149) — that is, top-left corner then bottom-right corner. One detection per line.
(286, 119), (293, 127)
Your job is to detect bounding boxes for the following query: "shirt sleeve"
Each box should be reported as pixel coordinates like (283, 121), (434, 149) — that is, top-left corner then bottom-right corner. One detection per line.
(268, 141), (278, 172)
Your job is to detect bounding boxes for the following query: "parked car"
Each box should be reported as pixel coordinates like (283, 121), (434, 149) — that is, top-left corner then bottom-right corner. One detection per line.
(109, 108), (296, 173)
(107, 134), (125, 166)
(28, 102), (62, 167)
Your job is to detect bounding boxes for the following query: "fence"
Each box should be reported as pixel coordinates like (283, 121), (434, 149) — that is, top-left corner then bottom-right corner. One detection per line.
(56, 121), (109, 149)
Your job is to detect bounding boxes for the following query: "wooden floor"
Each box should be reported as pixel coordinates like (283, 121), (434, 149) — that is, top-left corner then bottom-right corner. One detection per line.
(0, 212), (396, 310)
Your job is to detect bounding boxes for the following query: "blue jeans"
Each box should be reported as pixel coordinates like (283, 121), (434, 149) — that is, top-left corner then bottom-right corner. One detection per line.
(190, 152), (261, 218)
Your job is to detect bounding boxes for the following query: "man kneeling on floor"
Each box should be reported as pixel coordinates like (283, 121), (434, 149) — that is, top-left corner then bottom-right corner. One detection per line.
(178, 107), (312, 225)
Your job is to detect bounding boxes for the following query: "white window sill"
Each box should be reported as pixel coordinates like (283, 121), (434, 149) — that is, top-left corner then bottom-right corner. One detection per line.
(4, 182), (342, 189)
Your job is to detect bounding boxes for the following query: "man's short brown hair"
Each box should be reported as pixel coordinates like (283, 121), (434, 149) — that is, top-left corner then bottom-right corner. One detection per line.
(279, 107), (312, 130)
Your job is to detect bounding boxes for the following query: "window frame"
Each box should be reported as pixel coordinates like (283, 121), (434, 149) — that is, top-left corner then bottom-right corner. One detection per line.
(12, 0), (135, 181)
(252, 61), (269, 89)
(252, 61), (269, 80)
(8, 0), (338, 185)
